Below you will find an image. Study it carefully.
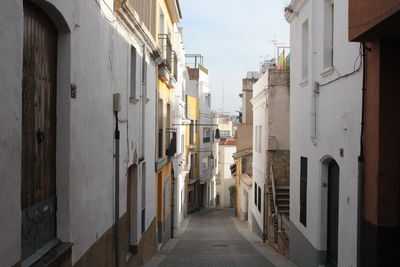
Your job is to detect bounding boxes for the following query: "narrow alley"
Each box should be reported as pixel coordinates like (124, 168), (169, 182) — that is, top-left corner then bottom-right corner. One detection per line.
(1, 0), (399, 267)
(144, 208), (294, 267)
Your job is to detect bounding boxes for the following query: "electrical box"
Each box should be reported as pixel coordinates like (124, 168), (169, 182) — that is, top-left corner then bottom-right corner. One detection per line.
(113, 93), (121, 112)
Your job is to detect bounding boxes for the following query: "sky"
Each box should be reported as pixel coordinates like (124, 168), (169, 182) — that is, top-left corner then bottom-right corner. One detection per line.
(179, 0), (290, 114)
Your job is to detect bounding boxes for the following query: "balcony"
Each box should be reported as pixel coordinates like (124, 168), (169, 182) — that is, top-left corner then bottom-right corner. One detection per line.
(166, 131), (177, 156)
(173, 51), (178, 81)
(158, 128), (163, 159)
(158, 34), (173, 73)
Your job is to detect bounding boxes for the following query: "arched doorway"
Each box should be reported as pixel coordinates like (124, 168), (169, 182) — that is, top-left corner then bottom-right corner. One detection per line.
(327, 160), (339, 267)
(21, 1), (58, 260)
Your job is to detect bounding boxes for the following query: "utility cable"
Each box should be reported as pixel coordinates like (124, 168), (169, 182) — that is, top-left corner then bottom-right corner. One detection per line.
(319, 43), (363, 88)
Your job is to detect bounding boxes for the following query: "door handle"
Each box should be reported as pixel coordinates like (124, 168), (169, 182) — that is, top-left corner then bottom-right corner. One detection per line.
(36, 130), (44, 144)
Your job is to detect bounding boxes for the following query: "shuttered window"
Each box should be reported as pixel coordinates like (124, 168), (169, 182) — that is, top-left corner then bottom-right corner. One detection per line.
(300, 156), (308, 226)
(254, 182), (258, 206)
(130, 45), (137, 100)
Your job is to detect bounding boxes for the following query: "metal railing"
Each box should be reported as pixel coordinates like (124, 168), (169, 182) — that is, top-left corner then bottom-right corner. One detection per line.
(158, 34), (173, 73)
(158, 129), (163, 158)
(270, 165), (278, 219)
(166, 131), (177, 156)
(173, 51), (178, 81)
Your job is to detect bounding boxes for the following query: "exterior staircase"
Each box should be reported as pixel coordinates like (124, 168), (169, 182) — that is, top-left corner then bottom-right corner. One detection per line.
(275, 186), (289, 217)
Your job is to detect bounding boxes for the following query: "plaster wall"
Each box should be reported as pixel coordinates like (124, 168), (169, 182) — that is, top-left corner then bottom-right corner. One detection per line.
(236, 124), (253, 151)
(0, 1), (24, 265)
(216, 145), (236, 208)
(251, 77), (267, 236)
(0, 0), (157, 264)
(287, 0), (362, 266)
(172, 27), (187, 231)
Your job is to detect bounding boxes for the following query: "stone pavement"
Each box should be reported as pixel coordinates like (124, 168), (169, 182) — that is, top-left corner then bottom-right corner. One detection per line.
(143, 208), (297, 267)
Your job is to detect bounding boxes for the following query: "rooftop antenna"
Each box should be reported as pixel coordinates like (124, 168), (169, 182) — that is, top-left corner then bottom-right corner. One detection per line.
(222, 83), (225, 112)
(270, 35), (284, 57)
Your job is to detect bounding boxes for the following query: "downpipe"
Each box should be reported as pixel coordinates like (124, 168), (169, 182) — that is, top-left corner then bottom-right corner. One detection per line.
(114, 101), (120, 267)
(357, 43), (367, 267)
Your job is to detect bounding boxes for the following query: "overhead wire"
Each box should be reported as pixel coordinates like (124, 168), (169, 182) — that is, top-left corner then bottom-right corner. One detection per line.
(319, 43), (363, 87)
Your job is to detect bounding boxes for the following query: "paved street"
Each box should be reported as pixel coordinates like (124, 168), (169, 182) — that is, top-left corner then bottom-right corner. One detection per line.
(145, 208), (296, 267)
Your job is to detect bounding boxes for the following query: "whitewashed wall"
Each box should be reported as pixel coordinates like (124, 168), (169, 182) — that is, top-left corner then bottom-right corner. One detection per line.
(217, 145), (236, 208)
(0, 0), (156, 264)
(172, 26), (188, 230)
(287, 0), (362, 266)
(251, 76), (267, 235)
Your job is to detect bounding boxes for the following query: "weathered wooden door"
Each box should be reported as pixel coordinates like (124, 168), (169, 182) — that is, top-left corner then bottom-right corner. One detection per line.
(22, 1), (57, 259)
(327, 161), (340, 267)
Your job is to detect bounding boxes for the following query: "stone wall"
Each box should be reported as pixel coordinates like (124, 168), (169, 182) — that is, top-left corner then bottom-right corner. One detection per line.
(267, 150), (290, 186)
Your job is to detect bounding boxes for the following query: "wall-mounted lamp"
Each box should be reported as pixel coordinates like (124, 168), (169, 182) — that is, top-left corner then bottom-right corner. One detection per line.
(215, 128), (220, 140)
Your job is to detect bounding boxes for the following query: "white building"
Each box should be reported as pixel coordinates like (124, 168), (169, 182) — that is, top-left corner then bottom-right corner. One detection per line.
(251, 68), (290, 254)
(0, 0), (173, 265)
(171, 27), (189, 233)
(216, 138), (236, 208)
(199, 74), (217, 208)
(285, 0), (362, 266)
(185, 55), (218, 209)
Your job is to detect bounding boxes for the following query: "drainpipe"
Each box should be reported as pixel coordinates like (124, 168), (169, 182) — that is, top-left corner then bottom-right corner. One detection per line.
(114, 94), (121, 267)
(357, 43), (367, 267)
(310, 0), (317, 146)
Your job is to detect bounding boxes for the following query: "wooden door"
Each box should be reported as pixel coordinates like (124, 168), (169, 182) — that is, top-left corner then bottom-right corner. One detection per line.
(327, 161), (340, 267)
(21, 1), (57, 259)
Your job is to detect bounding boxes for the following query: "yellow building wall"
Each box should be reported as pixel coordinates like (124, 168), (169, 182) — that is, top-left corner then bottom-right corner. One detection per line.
(158, 80), (173, 158)
(235, 157), (242, 217)
(156, 0), (175, 45)
(156, 162), (172, 222)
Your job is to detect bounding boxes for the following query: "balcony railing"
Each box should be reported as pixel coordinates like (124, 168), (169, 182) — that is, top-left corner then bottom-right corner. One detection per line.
(158, 129), (163, 159)
(173, 51), (178, 81)
(158, 34), (173, 74)
(166, 131), (177, 156)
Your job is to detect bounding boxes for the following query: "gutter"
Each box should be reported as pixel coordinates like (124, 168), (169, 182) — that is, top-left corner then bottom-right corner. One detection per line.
(357, 43), (367, 267)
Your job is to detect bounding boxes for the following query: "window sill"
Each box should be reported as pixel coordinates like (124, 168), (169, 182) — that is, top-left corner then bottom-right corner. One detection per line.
(320, 66), (334, 77)
(21, 240), (72, 267)
(299, 79), (308, 87)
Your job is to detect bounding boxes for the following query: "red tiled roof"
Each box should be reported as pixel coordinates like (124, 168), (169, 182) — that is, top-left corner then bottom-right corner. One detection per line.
(219, 138), (236, 146)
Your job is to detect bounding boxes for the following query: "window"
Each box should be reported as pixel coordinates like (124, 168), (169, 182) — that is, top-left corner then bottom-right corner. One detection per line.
(255, 126), (262, 153)
(220, 130), (230, 137)
(158, 99), (164, 159)
(142, 46), (147, 99)
(302, 20), (309, 81)
(203, 128), (210, 143)
(189, 120), (194, 145)
(166, 103), (171, 150)
(202, 157), (209, 169)
(300, 157), (308, 226)
(258, 186), (261, 212)
(130, 46), (137, 100)
(242, 157), (247, 174)
(323, 0), (334, 69)
(159, 7), (165, 35)
(205, 93), (211, 107)
(254, 182), (258, 205)
(181, 135), (184, 154)
(255, 126), (258, 152)
(195, 153), (199, 168)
